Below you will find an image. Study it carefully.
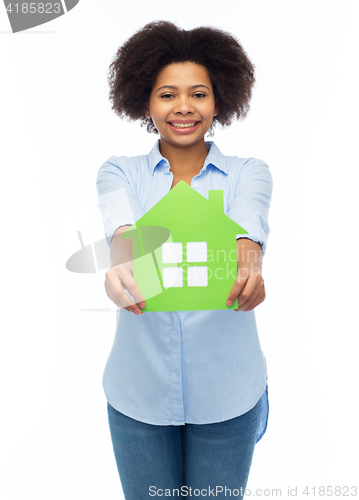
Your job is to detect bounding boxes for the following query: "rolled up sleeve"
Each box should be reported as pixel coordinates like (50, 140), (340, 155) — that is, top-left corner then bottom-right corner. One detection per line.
(227, 158), (273, 256)
(96, 157), (145, 246)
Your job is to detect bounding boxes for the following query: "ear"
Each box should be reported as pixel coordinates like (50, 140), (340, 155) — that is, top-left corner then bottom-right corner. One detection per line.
(144, 103), (151, 119)
(213, 102), (219, 117)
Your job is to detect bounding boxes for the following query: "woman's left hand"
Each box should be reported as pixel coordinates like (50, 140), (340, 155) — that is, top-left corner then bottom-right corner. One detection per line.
(226, 267), (266, 311)
(226, 238), (265, 311)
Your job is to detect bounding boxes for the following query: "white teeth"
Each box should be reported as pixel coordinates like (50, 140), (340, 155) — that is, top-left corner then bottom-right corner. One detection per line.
(170, 122), (197, 128)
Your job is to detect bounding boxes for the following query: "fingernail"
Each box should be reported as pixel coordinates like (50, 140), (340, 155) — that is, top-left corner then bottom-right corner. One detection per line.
(134, 308), (141, 315)
(138, 301), (146, 308)
(227, 299), (234, 306)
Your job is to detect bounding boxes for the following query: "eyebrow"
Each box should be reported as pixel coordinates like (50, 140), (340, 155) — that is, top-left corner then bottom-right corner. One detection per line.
(155, 84), (210, 92)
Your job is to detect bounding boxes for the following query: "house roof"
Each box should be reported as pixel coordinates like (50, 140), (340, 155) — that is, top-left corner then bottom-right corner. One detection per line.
(121, 182), (247, 261)
(148, 139), (229, 176)
(135, 181), (247, 235)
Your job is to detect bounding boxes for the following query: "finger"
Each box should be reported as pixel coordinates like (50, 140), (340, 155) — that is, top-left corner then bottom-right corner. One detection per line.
(122, 276), (146, 308)
(105, 273), (143, 314)
(236, 279), (258, 308)
(105, 281), (129, 310)
(123, 306), (143, 315)
(115, 291), (144, 314)
(236, 288), (263, 311)
(121, 283), (144, 307)
(237, 272), (264, 307)
(235, 283), (265, 311)
(125, 302), (144, 315)
(232, 273), (263, 311)
(115, 266), (146, 309)
(226, 269), (249, 306)
(113, 294), (144, 315)
(242, 285), (266, 311)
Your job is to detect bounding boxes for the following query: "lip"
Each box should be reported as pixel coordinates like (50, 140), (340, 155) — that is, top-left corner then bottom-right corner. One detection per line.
(167, 121), (201, 134)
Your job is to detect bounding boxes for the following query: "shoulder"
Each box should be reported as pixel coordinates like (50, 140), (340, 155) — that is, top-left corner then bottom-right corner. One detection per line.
(97, 140), (161, 180)
(226, 154), (270, 174)
(208, 141), (271, 180)
(96, 151), (150, 184)
(230, 157), (272, 187)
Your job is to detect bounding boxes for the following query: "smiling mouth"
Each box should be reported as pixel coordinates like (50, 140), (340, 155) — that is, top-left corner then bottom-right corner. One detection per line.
(168, 122), (199, 129)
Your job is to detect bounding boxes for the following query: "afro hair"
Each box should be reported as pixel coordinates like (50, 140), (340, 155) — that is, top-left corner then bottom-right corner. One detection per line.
(108, 20), (256, 135)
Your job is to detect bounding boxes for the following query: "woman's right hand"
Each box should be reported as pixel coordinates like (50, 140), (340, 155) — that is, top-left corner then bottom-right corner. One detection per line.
(104, 264), (146, 315)
(104, 225), (146, 315)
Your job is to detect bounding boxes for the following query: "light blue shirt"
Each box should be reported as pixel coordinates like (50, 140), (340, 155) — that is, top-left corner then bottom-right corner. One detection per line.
(96, 139), (273, 443)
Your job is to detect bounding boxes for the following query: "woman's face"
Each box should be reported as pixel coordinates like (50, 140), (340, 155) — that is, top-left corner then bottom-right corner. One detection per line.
(144, 62), (219, 149)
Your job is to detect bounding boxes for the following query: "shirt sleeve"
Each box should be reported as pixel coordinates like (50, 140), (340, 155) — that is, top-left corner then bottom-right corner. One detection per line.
(227, 157), (273, 256)
(96, 157), (145, 247)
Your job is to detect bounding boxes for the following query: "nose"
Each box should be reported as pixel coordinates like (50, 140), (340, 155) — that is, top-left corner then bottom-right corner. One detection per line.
(173, 96), (195, 114)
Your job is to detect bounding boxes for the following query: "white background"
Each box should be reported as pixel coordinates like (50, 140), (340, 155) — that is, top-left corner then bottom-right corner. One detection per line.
(1, 1), (358, 498)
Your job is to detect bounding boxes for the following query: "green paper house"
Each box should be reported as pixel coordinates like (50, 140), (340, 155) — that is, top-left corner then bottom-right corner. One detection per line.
(121, 181), (248, 312)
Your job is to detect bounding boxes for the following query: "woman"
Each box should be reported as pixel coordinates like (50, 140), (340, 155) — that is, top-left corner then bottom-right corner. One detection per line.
(96, 20), (273, 499)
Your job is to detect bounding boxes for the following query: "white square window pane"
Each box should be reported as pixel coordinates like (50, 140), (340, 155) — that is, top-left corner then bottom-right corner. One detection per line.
(187, 242), (207, 262)
(163, 267), (183, 287)
(187, 266), (208, 287)
(162, 242), (183, 263)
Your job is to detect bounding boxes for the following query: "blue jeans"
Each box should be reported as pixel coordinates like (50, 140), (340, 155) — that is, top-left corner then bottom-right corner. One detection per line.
(107, 400), (260, 499)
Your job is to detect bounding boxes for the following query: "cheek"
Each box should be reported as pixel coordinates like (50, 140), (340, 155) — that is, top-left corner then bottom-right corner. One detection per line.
(150, 112), (163, 126)
(149, 105), (165, 120)
(205, 105), (217, 119)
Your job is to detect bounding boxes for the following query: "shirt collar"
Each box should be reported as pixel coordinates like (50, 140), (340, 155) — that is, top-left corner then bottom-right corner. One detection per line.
(148, 139), (228, 176)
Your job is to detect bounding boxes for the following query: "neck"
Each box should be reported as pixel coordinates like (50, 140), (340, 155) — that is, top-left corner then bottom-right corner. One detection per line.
(159, 138), (209, 176)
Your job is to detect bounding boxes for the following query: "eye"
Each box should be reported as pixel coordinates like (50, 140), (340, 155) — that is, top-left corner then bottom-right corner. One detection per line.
(160, 93), (174, 99)
(193, 93), (206, 98)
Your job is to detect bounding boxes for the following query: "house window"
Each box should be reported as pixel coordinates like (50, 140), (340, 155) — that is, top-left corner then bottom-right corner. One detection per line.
(162, 242), (208, 288)
(162, 242), (183, 263)
(187, 266), (208, 287)
(162, 267), (183, 288)
(186, 241), (207, 262)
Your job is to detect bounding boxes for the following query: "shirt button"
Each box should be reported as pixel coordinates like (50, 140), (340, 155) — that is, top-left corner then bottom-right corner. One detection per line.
(193, 182), (198, 188)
